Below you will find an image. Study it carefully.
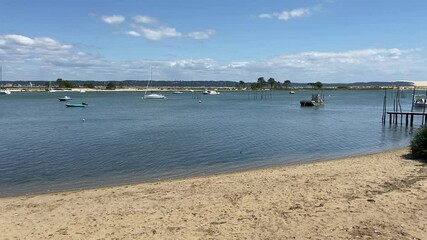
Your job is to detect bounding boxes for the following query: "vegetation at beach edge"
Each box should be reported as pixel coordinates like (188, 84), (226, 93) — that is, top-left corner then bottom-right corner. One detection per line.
(410, 126), (427, 159)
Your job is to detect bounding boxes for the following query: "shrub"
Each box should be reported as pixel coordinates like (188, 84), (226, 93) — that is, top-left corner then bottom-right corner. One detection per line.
(410, 126), (427, 159)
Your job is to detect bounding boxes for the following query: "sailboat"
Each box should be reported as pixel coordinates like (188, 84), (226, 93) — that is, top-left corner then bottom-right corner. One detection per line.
(143, 68), (166, 100)
(0, 66), (11, 95)
(48, 81), (56, 92)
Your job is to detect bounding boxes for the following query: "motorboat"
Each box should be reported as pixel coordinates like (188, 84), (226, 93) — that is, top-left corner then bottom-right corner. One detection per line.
(413, 95), (427, 108)
(59, 96), (72, 101)
(203, 90), (220, 95)
(173, 91), (184, 94)
(66, 102), (88, 107)
(289, 91), (295, 94)
(300, 93), (324, 106)
(0, 89), (11, 95)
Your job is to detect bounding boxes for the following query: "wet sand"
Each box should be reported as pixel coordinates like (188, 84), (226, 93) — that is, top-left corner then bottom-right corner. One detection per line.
(0, 148), (426, 239)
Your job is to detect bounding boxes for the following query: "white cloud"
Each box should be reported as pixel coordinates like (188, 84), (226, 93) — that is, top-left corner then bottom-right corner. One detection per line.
(101, 15), (125, 24)
(188, 29), (216, 40)
(133, 15), (157, 24)
(1, 34), (426, 82)
(259, 6), (318, 21)
(124, 31), (141, 37)
(139, 27), (182, 40)
(101, 13), (215, 41)
(278, 8), (312, 21)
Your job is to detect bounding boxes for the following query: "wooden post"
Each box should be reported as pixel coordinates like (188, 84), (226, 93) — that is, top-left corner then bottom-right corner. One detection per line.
(410, 114), (414, 127)
(406, 114), (409, 127)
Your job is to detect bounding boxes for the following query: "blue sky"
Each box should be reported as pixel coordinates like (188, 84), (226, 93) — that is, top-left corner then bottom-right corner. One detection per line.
(1, 0), (427, 83)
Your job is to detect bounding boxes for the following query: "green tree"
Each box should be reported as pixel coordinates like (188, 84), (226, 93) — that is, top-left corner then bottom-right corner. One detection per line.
(284, 80), (291, 89)
(267, 78), (276, 89)
(83, 82), (95, 88)
(56, 78), (74, 88)
(314, 81), (323, 89)
(106, 81), (116, 90)
(238, 80), (246, 90)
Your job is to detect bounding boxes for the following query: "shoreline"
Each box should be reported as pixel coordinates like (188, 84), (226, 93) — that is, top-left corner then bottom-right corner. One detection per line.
(0, 147), (408, 199)
(0, 148), (426, 239)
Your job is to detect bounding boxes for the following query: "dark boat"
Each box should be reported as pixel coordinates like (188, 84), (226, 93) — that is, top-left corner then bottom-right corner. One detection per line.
(300, 93), (324, 107)
(59, 96), (72, 101)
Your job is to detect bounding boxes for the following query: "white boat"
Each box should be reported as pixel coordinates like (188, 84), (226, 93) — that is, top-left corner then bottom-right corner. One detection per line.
(142, 67), (166, 100)
(173, 91), (184, 94)
(203, 90), (220, 95)
(289, 91), (295, 94)
(0, 89), (11, 95)
(0, 66), (11, 95)
(144, 93), (167, 99)
(48, 81), (56, 92)
(413, 95), (427, 108)
(58, 96), (72, 101)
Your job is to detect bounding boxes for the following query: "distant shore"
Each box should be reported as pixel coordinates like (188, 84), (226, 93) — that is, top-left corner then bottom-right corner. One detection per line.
(4, 86), (427, 93)
(0, 148), (426, 239)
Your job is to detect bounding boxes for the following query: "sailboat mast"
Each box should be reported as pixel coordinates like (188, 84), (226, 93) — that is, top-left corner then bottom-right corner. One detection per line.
(144, 67), (152, 96)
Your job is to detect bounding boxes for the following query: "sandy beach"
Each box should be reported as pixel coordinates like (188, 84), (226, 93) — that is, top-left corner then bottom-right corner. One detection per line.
(0, 148), (426, 239)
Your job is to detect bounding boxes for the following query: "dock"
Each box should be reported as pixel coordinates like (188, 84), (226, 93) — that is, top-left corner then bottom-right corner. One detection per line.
(386, 111), (427, 126)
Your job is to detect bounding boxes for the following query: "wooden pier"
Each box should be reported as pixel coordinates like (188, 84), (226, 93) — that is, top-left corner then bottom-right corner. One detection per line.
(386, 112), (427, 126)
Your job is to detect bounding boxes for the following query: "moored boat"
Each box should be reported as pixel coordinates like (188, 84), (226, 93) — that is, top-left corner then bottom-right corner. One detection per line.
(143, 93), (167, 99)
(66, 102), (88, 107)
(0, 89), (11, 95)
(300, 93), (324, 107)
(0, 66), (11, 95)
(203, 90), (220, 95)
(59, 96), (72, 101)
(413, 95), (427, 108)
(142, 67), (167, 100)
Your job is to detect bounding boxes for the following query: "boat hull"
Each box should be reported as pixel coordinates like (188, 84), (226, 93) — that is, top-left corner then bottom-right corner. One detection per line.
(143, 94), (166, 99)
(66, 103), (88, 107)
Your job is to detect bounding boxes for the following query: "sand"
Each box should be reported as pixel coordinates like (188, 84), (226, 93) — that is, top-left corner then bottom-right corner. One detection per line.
(0, 148), (426, 239)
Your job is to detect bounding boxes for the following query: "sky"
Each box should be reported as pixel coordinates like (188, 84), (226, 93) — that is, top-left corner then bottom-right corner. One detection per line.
(1, 0), (427, 83)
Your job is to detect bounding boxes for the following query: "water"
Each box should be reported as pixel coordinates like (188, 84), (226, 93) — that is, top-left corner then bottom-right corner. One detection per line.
(0, 90), (422, 197)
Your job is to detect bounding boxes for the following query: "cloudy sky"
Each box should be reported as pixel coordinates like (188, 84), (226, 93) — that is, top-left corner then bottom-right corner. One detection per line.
(1, 0), (427, 83)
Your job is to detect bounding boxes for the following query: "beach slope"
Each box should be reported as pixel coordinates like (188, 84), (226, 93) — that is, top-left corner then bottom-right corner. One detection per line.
(0, 148), (426, 239)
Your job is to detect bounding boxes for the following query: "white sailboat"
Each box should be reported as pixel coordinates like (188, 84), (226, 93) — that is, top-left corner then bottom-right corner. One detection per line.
(143, 68), (166, 100)
(0, 66), (11, 95)
(48, 81), (56, 92)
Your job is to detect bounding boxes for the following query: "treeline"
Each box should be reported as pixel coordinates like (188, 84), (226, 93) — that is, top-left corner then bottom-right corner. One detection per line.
(3, 79), (415, 88)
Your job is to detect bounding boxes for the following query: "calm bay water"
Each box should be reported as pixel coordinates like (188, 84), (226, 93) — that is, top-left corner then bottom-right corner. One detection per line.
(0, 90), (422, 196)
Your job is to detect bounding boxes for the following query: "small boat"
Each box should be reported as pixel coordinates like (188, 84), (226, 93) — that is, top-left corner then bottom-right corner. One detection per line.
(58, 96), (72, 101)
(203, 90), (220, 95)
(413, 95), (427, 108)
(300, 93), (324, 106)
(173, 91), (184, 94)
(142, 67), (167, 100)
(0, 66), (11, 95)
(289, 91), (295, 94)
(0, 89), (11, 95)
(66, 102), (88, 107)
(143, 93), (167, 99)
